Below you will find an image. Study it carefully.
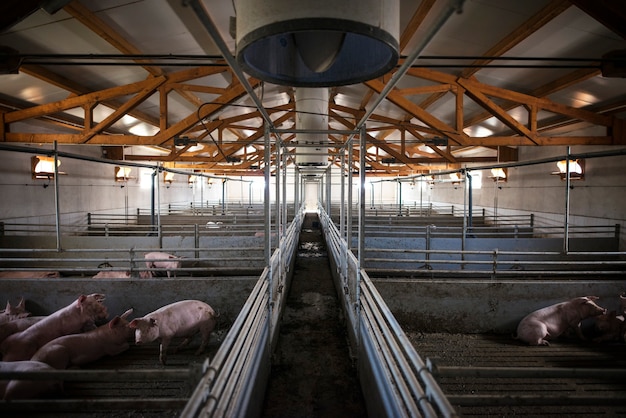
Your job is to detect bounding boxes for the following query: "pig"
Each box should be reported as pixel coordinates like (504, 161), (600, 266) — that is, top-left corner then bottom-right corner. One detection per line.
(0, 360), (63, 400)
(0, 294), (108, 362)
(92, 270), (131, 279)
(0, 271), (60, 279)
(0, 298), (30, 324)
(516, 296), (607, 346)
(593, 311), (626, 343)
(144, 251), (181, 278)
(31, 309), (134, 369)
(0, 317), (46, 344)
(129, 300), (217, 365)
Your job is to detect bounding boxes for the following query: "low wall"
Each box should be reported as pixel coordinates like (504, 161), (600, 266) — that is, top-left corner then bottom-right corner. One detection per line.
(0, 277), (257, 324)
(374, 278), (626, 334)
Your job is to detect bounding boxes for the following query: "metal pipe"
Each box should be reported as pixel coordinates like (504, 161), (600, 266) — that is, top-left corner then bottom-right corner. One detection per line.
(563, 146), (571, 254)
(185, 0), (274, 128)
(355, 0), (465, 129)
(53, 141), (61, 251)
(432, 366), (626, 379)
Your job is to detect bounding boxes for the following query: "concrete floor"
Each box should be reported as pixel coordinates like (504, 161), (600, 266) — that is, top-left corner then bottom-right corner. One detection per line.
(261, 213), (367, 417)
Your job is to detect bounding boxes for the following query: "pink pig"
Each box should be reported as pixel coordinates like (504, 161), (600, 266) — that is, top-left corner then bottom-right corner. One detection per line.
(516, 296), (607, 346)
(31, 309), (134, 369)
(0, 360), (63, 400)
(0, 317), (46, 345)
(593, 311), (626, 343)
(129, 300), (217, 365)
(143, 252), (182, 278)
(0, 294), (108, 362)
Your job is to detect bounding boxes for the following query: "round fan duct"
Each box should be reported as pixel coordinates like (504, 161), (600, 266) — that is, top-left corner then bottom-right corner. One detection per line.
(235, 0), (399, 87)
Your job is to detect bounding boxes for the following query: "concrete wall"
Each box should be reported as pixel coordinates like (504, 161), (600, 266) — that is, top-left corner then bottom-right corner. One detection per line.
(1, 277), (256, 326)
(374, 278), (626, 334)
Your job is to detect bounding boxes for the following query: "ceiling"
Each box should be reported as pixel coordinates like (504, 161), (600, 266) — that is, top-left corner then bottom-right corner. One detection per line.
(0, 0), (625, 177)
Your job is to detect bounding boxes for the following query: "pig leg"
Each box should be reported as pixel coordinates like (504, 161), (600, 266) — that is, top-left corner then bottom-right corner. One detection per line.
(195, 329), (211, 356)
(159, 337), (172, 365)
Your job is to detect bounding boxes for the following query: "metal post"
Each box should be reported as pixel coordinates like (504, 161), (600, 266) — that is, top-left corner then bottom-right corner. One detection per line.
(340, 151), (346, 239)
(397, 179), (402, 216)
(358, 125), (366, 268)
(347, 139), (353, 247)
(563, 146), (571, 254)
(151, 169), (157, 235)
(221, 179), (226, 215)
(275, 136), (281, 242)
(53, 141), (61, 251)
(264, 125), (271, 265)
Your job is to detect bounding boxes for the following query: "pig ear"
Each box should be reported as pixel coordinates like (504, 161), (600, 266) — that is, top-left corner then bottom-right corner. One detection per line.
(17, 298), (25, 309)
(587, 296), (599, 301)
(129, 319), (138, 328)
(5, 300), (10, 312)
(109, 316), (121, 328)
(149, 318), (157, 327)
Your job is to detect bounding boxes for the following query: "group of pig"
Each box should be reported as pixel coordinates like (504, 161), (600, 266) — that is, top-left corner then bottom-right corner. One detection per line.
(0, 295), (218, 400)
(516, 293), (626, 346)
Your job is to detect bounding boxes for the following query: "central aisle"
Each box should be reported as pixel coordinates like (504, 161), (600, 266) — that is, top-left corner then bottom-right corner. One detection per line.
(261, 213), (367, 417)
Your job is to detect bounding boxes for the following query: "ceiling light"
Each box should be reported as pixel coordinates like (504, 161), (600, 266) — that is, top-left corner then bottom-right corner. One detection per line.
(235, 0), (399, 87)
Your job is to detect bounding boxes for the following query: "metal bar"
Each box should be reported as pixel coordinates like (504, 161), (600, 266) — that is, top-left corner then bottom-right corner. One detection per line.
(53, 141), (61, 251)
(0, 398), (189, 412)
(433, 366), (626, 379)
(0, 368), (192, 380)
(564, 146), (571, 254)
(446, 394), (626, 407)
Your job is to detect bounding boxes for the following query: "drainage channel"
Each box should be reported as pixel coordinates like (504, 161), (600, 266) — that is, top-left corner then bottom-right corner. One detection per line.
(261, 213), (367, 417)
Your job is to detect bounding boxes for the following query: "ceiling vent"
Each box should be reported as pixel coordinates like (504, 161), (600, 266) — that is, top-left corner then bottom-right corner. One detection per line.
(235, 0), (399, 87)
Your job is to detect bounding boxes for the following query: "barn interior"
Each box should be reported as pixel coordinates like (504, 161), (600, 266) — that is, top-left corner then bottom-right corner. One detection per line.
(1, 0), (626, 416)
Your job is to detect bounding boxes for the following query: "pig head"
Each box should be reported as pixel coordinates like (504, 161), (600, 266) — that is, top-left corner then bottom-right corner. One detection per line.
(593, 311), (626, 343)
(0, 294), (108, 362)
(0, 298), (30, 324)
(32, 308), (134, 369)
(516, 296), (607, 346)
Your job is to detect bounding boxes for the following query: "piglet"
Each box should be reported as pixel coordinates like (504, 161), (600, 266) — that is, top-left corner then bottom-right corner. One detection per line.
(129, 300), (217, 365)
(0, 294), (108, 362)
(593, 311), (626, 343)
(0, 360), (63, 400)
(144, 252), (182, 278)
(516, 296), (607, 346)
(31, 309), (134, 369)
(0, 317), (46, 345)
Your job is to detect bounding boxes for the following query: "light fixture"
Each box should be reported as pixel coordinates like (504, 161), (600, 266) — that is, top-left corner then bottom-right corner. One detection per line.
(188, 175), (197, 188)
(32, 155), (64, 180)
(552, 159), (584, 181)
(115, 166), (132, 182)
(490, 167), (507, 182)
(235, 0), (399, 86)
(163, 172), (175, 184)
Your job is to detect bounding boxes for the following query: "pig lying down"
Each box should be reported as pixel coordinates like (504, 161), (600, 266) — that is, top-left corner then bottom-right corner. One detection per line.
(0, 294), (108, 362)
(129, 300), (217, 365)
(31, 309), (134, 370)
(516, 296), (607, 346)
(0, 360), (63, 400)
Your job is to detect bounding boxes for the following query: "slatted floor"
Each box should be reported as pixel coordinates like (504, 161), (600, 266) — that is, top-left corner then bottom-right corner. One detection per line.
(406, 332), (626, 417)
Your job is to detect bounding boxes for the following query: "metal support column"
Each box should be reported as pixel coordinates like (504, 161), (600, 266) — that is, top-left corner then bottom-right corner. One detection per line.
(563, 146), (571, 254)
(53, 141), (61, 251)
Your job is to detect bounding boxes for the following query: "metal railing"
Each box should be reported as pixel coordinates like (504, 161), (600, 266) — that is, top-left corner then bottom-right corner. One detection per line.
(180, 205), (304, 417)
(319, 207), (458, 418)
